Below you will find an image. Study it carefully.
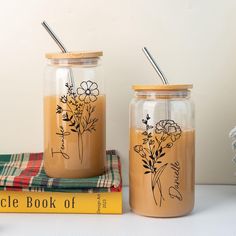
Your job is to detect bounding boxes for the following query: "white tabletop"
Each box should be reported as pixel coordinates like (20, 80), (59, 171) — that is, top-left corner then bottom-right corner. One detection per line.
(0, 185), (235, 236)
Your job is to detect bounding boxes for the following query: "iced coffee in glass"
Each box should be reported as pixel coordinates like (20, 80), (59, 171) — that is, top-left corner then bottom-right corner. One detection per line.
(129, 85), (195, 217)
(44, 52), (105, 178)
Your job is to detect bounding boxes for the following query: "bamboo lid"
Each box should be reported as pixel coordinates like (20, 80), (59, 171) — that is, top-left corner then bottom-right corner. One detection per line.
(45, 51), (103, 59)
(132, 84), (193, 91)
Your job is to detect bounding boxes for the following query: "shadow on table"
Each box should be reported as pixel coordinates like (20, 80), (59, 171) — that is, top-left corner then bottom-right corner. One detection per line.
(122, 193), (131, 214)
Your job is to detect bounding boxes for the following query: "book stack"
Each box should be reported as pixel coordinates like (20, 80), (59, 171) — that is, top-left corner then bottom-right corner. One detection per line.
(0, 150), (122, 214)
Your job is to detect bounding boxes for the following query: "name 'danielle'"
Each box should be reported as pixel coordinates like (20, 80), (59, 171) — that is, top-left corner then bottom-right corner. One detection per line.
(169, 161), (183, 201)
(51, 125), (70, 160)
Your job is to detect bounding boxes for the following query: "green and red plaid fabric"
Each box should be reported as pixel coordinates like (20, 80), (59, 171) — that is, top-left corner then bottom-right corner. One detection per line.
(0, 150), (121, 193)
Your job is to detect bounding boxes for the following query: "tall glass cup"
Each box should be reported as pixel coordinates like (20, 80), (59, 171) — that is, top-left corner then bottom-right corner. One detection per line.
(44, 51), (105, 178)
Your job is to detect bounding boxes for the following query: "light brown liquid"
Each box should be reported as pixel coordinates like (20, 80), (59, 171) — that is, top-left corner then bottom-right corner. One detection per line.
(129, 129), (195, 217)
(44, 95), (106, 178)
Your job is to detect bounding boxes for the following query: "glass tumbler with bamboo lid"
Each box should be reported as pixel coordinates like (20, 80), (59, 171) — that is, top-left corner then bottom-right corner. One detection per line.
(129, 84), (195, 217)
(44, 51), (106, 178)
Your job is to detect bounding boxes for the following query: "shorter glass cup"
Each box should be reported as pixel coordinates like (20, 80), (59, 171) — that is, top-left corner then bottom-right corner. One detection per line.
(129, 84), (195, 217)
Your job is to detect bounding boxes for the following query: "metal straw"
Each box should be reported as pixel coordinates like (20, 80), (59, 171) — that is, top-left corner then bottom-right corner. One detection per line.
(41, 21), (75, 89)
(142, 47), (170, 119)
(41, 21), (67, 53)
(142, 47), (169, 84)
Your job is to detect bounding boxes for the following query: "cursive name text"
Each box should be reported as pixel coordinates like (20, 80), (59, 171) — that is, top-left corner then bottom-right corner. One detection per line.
(168, 161), (183, 201)
(51, 126), (70, 159)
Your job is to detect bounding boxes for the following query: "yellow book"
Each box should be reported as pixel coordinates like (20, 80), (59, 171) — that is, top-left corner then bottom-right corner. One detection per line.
(0, 191), (122, 214)
(0, 151), (122, 214)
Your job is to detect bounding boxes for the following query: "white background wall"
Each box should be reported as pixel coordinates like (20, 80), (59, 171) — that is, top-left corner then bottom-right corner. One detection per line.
(0, 0), (235, 185)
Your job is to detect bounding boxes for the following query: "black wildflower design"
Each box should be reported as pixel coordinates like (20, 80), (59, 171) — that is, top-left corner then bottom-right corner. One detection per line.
(56, 105), (63, 114)
(155, 120), (182, 142)
(77, 80), (99, 104)
(133, 114), (182, 207)
(60, 95), (68, 103)
(55, 81), (99, 163)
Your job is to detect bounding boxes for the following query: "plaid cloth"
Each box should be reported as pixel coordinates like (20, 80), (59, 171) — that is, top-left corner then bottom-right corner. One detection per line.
(0, 150), (121, 193)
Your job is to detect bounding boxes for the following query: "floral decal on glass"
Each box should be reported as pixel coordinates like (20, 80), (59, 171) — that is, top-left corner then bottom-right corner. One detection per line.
(133, 114), (182, 207)
(77, 81), (99, 103)
(56, 80), (99, 163)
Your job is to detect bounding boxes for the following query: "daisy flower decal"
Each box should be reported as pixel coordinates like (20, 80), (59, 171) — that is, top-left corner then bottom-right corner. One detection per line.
(55, 80), (100, 163)
(77, 80), (99, 104)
